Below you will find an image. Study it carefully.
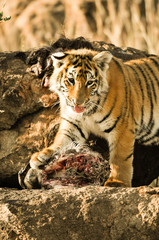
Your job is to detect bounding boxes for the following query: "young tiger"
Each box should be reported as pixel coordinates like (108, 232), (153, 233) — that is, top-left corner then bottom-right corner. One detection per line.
(30, 47), (159, 187)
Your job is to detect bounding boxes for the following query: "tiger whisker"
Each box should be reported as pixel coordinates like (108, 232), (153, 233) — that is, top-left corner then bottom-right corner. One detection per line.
(50, 100), (61, 113)
(88, 100), (104, 111)
(55, 106), (60, 113)
(51, 100), (60, 109)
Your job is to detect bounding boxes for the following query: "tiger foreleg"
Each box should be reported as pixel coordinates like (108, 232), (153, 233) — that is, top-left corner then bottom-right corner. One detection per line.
(30, 149), (54, 169)
(30, 136), (72, 169)
(30, 119), (87, 169)
(105, 130), (135, 187)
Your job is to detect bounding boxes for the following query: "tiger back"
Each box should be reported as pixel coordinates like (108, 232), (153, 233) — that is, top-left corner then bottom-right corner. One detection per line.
(30, 47), (159, 187)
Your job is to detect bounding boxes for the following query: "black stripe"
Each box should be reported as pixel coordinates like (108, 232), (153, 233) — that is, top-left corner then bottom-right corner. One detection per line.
(137, 120), (154, 142)
(145, 60), (159, 88)
(123, 65), (134, 126)
(63, 133), (77, 145)
(74, 62), (82, 68)
(113, 57), (123, 70)
(57, 72), (63, 91)
(129, 129), (135, 134)
(150, 57), (159, 68)
(126, 65), (142, 127)
(95, 67), (98, 77)
(86, 55), (93, 61)
(84, 98), (101, 116)
(96, 97), (117, 123)
(138, 132), (156, 144)
(134, 63), (154, 133)
(127, 65), (144, 127)
(127, 65), (145, 129)
(142, 60), (157, 101)
(124, 152), (133, 161)
(62, 117), (86, 139)
(72, 58), (79, 65)
(113, 58), (129, 122)
(84, 105), (98, 116)
(130, 109), (138, 126)
(85, 62), (92, 70)
(99, 90), (108, 109)
(104, 116), (120, 133)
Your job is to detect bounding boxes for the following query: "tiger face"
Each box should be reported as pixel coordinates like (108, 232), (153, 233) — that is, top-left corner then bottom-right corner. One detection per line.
(50, 49), (112, 115)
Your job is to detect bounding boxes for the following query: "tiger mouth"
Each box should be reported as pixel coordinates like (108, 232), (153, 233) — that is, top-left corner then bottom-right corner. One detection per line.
(74, 104), (85, 113)
(66, 99), (85, 113)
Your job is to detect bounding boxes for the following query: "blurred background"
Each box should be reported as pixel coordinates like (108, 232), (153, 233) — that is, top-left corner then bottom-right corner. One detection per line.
(0, 0), (159, 54)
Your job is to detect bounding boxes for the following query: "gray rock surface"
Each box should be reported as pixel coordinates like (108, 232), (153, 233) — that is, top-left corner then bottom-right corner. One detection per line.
(0, 51), (59, 183)
(0, 186), (159, 240)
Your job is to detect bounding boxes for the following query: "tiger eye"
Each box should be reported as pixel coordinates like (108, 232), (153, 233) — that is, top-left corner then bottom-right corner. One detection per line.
(68, 78), (75, 85)
(86, 81), (94, 87)
(87, 81), (93, 85)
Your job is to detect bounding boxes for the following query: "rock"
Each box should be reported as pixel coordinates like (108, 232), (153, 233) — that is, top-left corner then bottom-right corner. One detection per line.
(0, 51), (58, 130)
(0, 186), (159, 240)
(0, 51), (59, 186)
(0, 107), (60, 185)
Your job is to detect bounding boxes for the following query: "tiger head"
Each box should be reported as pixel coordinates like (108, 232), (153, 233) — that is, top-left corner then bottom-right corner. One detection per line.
(49, 49), (112, 115)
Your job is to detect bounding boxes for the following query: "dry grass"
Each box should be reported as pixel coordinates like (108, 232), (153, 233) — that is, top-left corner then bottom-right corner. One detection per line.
(0, 0), (159, 54)
(96, 0), (159, 54)
(64, 0), (159, 54)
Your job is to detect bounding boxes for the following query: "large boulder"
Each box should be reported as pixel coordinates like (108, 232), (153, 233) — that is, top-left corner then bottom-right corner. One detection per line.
(0, 186), (159, 240)
(0, 51), (59, 186)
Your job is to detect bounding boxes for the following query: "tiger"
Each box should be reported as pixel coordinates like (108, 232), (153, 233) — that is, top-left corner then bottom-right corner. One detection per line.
(29, 42), (159, 187)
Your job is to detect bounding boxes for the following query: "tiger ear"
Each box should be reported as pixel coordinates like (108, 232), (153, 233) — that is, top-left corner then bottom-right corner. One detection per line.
(51, 52), (68, 68)
(93, 51), (112, 71)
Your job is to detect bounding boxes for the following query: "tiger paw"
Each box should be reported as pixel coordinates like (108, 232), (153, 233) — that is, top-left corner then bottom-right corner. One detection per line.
(30, 148), (54, 169)
(104, 178), (130, 187)
(18, 163), (42, 189)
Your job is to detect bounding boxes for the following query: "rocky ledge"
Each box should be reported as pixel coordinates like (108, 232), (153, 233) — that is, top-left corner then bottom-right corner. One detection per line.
(0, 186), (159, 240)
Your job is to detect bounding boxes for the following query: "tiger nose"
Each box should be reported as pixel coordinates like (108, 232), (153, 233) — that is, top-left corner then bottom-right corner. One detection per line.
(73, 84), (85, 105)
(72, 98), (84, 105)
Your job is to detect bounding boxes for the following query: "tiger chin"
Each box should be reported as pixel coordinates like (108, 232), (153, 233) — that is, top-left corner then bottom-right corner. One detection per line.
(29, 44), (159, 188)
